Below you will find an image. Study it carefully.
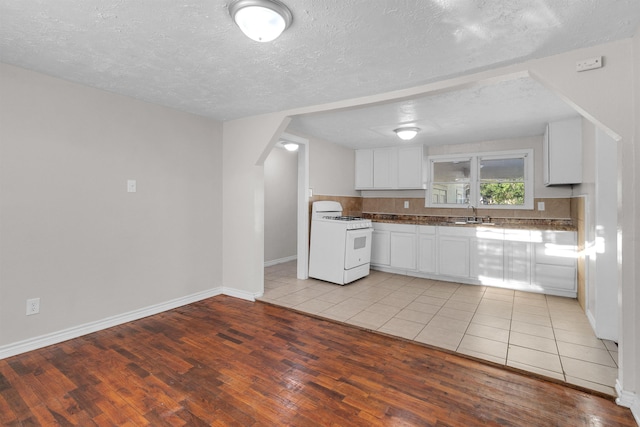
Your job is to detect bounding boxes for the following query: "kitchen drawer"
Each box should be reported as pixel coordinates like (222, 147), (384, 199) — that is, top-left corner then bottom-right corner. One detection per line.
(418, 225), (436, 235)
(504, 229), (531, 242)
(373, 222), (416, 233)
(437, 226), (475, 237)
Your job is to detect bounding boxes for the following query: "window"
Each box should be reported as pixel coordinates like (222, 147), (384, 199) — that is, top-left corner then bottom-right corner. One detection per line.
(430, 158), (471, 205)
(426, 150), (533, 209)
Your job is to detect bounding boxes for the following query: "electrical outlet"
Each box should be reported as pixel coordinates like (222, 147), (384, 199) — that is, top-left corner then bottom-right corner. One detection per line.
(404, 201), (410, 209)
(26, 298), (40, 315)
(538, 201), (545, 211)
(127, 179), (136, 193)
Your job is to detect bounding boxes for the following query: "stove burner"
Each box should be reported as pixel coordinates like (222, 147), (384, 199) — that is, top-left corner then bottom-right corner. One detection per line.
(323, 216), (364, 221)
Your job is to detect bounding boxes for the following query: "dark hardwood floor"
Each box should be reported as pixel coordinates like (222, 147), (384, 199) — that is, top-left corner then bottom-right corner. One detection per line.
(0, 295), (635, 426)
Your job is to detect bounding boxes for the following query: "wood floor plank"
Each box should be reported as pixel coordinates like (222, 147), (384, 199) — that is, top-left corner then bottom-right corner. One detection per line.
(0, 295), (636, 426)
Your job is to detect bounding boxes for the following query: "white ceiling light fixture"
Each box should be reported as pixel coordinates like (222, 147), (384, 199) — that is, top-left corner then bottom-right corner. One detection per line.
(229, 0), (293, 42)
(394, 127), (420, 141)
(281, 142), (299, 151)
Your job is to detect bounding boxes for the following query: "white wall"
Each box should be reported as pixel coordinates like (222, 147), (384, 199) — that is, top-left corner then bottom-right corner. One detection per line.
(307, 134), (359, 197)
(628, 28), (640, 421)
(222, 113), (289, 299)
(0, 64), (223, 349)
(264, 147), (297, 263)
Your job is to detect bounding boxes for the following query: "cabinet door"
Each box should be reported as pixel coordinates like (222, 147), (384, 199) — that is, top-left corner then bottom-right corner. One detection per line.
(371, 230), (390, 266)
(534, 231), (577, 267)
(418, 234), (436, 273)
(397, 146), (423, 189)
(390, 232), (417, 270)
(544, 118), (582, 186)
(534, 264), (576, 292)
(355, 149), (374, 189)
(438, 236), (470, 278)
(505, 240), (531, 287)
(470, 238), (504, 285)
(533, 230), (577, 294)
(373, 148), (398, 188)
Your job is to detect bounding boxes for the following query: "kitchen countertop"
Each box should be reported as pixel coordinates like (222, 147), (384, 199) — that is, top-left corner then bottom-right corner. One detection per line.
(363, 213), (577, 231)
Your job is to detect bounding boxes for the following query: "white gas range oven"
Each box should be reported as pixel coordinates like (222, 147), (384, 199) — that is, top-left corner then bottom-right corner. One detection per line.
(308, 201), (373, 285)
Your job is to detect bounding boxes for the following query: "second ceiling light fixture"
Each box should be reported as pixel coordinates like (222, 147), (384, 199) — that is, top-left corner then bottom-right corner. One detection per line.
(394, 127), (421, 141)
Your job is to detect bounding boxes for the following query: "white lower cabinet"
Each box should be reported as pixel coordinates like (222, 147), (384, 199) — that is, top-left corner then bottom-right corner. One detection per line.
(372, 223), (417, 270)
(533, 230), (577, 294)
(504, 229), (532, 288)
(390, 231), (417, 270)
(504, 240), (532, 288)
(534, 264), (576, 291)
(371, 229), (390, 266)
(418, 226), (436, 273)
(437, 227), (471, 278)
(470, 228), (504, 286)
(371, 222), (577, 297)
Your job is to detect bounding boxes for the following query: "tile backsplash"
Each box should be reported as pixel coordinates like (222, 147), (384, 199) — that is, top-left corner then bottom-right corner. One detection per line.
(309, 195), (575, 222)
(362, 197), (573, 221)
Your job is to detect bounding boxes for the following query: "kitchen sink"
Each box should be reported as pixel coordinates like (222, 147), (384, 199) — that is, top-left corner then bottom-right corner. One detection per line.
(452, 217), (495, 226)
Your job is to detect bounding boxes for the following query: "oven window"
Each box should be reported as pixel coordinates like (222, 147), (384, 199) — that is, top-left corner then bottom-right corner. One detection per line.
(353, 236), (367, 250)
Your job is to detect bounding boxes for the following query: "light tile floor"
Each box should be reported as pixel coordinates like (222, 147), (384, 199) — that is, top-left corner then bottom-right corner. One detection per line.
(260, 261), (619, 396)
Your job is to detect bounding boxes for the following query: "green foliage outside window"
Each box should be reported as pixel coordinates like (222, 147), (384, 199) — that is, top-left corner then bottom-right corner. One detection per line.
(480, 182), (525, 205)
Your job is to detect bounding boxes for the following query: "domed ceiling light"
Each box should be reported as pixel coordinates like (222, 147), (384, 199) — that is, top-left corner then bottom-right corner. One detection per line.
(282, 142), (299, 151)
(229, 0), (293, 42)
(394, 127), (420, 141)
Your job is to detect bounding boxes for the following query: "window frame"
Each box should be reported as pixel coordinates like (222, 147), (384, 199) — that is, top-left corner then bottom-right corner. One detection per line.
(425, 149), (533, 210)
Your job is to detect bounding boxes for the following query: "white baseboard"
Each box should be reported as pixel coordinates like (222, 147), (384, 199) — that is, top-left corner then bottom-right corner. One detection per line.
(264, 255), (297, 267)
(0, 287), (223, 360)
(222, 287), (261, 301)
(615, 379), (640, 424)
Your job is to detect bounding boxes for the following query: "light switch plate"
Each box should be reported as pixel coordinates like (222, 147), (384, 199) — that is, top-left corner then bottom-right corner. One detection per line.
(127, 179), (136, 193)
(538, 201), (545, 211)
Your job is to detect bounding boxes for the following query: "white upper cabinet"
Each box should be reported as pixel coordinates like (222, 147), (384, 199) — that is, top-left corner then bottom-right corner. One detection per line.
(355, 149), (374, 189)
(544, 117), (583, 186)
(397, 146), (424, 188)
(373, 147), (398, 188)
(355, 145), (424, 190)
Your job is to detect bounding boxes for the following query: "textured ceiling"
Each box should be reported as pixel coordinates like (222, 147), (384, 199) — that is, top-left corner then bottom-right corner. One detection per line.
(287, 76), (580, 148)
(1, 1), (639, 146)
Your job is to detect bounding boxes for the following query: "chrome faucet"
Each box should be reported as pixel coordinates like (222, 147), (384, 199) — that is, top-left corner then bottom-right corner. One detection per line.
(467, 204), (477, 221)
